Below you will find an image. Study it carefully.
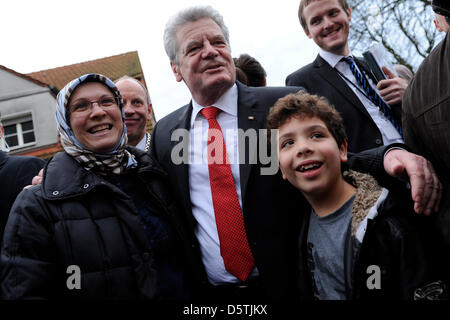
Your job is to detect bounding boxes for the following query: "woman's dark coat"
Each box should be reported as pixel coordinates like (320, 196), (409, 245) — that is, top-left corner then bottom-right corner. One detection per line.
(1, 148), (193, 299)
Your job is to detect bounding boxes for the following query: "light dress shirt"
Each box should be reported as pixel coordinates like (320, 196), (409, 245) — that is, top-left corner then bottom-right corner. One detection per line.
(135, 133), (148, 151)
(319, 49), (404, 145)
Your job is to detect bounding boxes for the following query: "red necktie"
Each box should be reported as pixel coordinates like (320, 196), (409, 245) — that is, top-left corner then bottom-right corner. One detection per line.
(201, 106), (255, 281)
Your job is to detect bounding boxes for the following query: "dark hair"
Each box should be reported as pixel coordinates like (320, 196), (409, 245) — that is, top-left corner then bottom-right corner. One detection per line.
(235, 65), (248, 85)
(233, 54), (267, 87)
(266, 91), (347, 147)
(432, 0), (450, 20)
(298, 0), (350, 32)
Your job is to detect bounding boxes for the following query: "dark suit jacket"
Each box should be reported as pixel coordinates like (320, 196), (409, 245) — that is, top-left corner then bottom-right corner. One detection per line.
(403, 31), (450, 282)
(0, 151), (45, 242)
(150, 82), (395, 301)
(286, 54), (402, 153)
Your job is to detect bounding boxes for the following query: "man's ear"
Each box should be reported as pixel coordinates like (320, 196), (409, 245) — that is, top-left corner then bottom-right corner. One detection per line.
(146, 103), (153, 121)
(305, 28), (312, 39)
(170, 62), (183, 82)
(434, 18), (441, 31)
(434, 16), (445, 32)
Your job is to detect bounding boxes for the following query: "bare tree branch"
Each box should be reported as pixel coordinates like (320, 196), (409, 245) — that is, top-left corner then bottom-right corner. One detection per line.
(348, 0), (444, 72)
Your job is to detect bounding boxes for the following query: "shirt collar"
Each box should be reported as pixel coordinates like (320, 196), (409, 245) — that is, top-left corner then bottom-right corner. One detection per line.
(135, 133), (147, 151)
(319, 49), (354, 68)
(190, 83), (238, 128)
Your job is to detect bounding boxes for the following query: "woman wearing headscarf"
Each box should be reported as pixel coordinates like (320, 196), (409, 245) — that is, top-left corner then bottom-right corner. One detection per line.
(1, 74), (191, 300)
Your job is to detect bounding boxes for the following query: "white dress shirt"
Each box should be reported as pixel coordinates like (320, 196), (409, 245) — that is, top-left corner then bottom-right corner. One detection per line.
(189, 84), (258, 285)
(319, 49), (404, 145)
(135, 133), (148, 151)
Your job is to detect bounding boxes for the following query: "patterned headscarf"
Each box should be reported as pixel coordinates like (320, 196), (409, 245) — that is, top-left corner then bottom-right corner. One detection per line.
(55, 73), (137, 174)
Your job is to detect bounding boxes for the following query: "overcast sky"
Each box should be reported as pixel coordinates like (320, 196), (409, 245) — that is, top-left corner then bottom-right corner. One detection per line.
(2, 0), (322, 120)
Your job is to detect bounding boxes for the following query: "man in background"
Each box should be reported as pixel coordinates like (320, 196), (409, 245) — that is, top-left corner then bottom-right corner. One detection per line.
(433, 5), (450, 33)
(402, 0), (450, 290)
(233, 53), (267, 87)
(115, 76), (153, 151)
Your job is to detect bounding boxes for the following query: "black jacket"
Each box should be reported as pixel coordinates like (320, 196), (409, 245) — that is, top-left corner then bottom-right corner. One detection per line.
(0, 151), (45, 242)
(297, 172), (443, 300)
(1, 148), (193, 300)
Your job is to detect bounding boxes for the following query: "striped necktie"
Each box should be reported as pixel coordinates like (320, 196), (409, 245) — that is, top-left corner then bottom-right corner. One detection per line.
(342, 56), (402, 135)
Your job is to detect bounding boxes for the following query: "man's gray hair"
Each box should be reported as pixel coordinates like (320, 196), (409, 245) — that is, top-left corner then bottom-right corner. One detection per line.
(114, 76), (151, 105)
(163, 6), (230, 65)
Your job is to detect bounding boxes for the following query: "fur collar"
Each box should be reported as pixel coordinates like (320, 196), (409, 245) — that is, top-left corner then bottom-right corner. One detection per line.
(344, 170), (383, 237)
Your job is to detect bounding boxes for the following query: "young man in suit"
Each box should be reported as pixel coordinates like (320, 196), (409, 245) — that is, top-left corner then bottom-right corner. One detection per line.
(150, 5), (441, 302)
(286, 0), (408, 153)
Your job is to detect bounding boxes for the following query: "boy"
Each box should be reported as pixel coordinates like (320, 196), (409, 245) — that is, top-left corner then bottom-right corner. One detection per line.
(266, 92), (446, 300)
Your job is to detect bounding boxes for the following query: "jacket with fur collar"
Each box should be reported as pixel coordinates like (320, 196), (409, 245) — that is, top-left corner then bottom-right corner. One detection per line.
(297, 170), (445, 300)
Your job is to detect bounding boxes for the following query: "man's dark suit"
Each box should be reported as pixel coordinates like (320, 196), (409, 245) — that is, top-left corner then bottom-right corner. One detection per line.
(286, 55), (402, 153)
(0, 151), (45, 242)
(150, 82), (394, 301)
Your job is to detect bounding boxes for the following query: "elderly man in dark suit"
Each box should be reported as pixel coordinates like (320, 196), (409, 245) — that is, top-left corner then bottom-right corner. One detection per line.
(402, 0), (450, 289)
(0, 115), (44, 243)
(150, 5), (441, 302)
(286, 0), (408, 154)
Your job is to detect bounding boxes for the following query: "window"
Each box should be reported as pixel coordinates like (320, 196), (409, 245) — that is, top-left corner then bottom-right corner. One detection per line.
(4, 117), (36, 150)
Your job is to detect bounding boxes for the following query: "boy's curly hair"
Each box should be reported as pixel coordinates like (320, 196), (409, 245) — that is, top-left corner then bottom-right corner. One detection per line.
(266, 91), (347, 148)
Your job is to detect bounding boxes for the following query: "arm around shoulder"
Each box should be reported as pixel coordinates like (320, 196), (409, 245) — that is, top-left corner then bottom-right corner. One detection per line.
(347, 144), (402, 188)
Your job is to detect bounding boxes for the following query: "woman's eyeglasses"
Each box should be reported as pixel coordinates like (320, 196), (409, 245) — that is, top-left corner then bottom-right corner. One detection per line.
(69, 96), (118, 114)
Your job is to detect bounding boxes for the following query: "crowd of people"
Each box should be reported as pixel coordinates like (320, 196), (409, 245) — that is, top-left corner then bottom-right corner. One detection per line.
(0, 0), (448, 302)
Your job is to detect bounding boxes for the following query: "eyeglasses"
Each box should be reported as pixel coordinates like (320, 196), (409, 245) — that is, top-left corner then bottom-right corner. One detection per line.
(69, 96), (118, 114)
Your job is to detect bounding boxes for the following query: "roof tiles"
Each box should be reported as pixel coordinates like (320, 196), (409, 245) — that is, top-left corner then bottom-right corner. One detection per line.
(26, 51), (144, 90)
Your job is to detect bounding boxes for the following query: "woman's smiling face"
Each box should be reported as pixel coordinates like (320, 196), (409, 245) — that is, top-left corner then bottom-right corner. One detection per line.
(68, 82), (123, 153)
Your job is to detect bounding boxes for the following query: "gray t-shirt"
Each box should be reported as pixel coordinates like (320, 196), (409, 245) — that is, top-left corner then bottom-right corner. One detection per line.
(306, 195), (355, 300)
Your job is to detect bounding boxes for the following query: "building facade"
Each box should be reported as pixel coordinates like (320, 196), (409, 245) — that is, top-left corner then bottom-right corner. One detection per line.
(0, 65), (58, 159)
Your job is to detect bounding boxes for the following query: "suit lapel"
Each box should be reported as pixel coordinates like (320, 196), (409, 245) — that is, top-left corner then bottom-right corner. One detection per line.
(314, 55), (374, 121)
(169, 104), (193, 216)
(236, 82), (266, 202)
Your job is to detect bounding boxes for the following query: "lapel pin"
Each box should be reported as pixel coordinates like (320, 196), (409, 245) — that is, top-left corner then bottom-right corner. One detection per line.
(248, 116), (255, 120)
